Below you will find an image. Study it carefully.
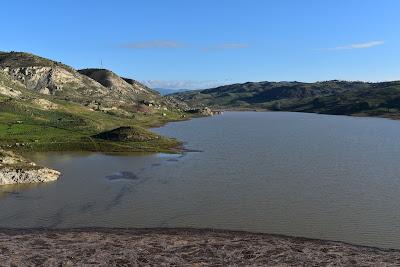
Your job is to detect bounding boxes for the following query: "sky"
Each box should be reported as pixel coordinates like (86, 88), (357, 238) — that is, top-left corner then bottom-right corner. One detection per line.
(1, 0), (400, 89)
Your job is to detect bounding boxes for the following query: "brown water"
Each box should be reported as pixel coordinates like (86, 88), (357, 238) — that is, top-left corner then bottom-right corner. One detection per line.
(1, 112), (400, 248)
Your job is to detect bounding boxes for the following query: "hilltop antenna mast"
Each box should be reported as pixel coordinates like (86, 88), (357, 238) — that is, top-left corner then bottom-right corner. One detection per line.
(101, 59), (103, 68)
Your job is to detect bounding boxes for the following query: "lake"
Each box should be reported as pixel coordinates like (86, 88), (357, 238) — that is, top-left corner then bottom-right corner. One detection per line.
(1, 111), (400, 249)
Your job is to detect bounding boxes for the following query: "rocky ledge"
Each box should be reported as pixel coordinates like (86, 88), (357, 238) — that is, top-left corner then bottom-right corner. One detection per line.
(186, 107), (222, 116)
(0, 149), (60, 186)
(0, 228), (398, 266)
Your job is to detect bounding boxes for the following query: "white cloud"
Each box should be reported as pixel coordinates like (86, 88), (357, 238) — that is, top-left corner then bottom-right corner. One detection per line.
(328, 40), (384, 50)
(202, 43), (249, 52)
(217, 43), (249, 49)
(121, 40), (183, 49)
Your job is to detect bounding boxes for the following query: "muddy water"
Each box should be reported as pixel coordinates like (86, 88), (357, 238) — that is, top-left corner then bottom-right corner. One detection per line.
(1, 112), (400, 249)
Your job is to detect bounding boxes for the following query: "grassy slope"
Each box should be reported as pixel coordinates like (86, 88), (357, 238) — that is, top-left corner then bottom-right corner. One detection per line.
(0, 51), (72, 69)
(0, 95), (186, 152)
(0, 71), (186, 153)
(1, 103), (188, 153)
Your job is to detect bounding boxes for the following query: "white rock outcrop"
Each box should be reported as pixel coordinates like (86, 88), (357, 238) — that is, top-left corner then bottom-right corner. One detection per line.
(0, 167), (60, 185)
(1, 66), (97, 95)
(0, 84), (21, 98)
(0, 149), (60, 186)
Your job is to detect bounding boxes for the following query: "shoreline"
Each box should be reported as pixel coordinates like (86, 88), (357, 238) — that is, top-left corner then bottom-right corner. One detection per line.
(216, 108), (400, 122)
(0, 113), (192, 186)
(1, 227), (397, 251)
(3, 109), (398, 186)
(0, 228), (399, 266)
(7, 109), (400, 156)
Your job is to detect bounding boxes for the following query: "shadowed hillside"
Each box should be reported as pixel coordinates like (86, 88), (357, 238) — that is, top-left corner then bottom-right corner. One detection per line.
(78, 68), (160, 102)
(171, 80), (400, 119)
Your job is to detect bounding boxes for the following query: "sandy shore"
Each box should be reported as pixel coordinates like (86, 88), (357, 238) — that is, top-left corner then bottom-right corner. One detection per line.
(0, 228), (399, 266)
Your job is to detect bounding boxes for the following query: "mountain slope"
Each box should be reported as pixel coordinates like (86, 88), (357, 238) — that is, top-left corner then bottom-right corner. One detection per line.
(0, 52), (169, 108)
(0, 51), (191, 114)
(281, 81), (400, 116)
(171, 80), (400, 118)
(0, 51), (189, 153)
(0, 51), (108, 99)
(78, 68), (160, 102)
(171, 81), (372, 108)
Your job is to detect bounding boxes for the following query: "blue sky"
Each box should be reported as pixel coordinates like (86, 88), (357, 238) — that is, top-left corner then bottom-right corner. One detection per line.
(1, 0), (399, 89)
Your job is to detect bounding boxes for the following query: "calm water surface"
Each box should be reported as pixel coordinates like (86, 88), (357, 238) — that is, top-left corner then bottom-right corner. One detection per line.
(1, 112), (400, 248)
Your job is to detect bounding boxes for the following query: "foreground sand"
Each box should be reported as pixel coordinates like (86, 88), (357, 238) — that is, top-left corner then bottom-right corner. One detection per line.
(0, 228), (399, 266)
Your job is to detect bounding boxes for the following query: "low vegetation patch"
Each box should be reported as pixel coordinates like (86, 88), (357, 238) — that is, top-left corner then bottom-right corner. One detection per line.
(92, 126), (158, 142)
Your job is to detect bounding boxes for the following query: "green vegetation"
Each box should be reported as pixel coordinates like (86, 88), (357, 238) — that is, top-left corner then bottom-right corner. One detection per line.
(0, 95), (187, 153)
(93, 126), (160, 142)
(270, 82), (400, 117)
(0, 51), (193, 154)
(171, 80), (400, 119)
(0, 51), (71, 69)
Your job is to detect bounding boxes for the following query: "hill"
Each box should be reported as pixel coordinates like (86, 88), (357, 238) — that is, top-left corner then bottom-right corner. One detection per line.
(0, 52), (175, 112)
(78, 68), (160, 102)
(0, 51), (190, 154)
(171, 80), (400, 118)
(0, 51), (108, 100)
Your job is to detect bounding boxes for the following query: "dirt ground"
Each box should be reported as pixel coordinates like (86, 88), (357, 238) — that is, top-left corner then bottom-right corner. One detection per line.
(0, 228), (399, 266)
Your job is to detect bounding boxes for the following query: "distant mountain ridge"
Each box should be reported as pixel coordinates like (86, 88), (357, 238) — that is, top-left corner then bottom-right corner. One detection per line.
(171, 80), (400, 118)
(154, 88), (189, 96)
(171, 80), (371, 106)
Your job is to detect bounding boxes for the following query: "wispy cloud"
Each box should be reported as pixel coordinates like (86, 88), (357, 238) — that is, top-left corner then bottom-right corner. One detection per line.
(328, 40), (384, 51)
(202, 43), (249, 52)
(121, 40), (183, 49)
(141, 79), (232, 90)
(217, 43), (249, 49)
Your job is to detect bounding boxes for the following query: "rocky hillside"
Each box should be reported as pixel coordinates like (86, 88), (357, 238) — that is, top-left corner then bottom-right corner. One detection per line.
(0, 51), (108, 100)
(78, 68), (161, 102)
(0, 52), (169, 109)
(0, 68), (30, 99)
(0, 51), (191, 153)
(171, 80), (400, 118)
